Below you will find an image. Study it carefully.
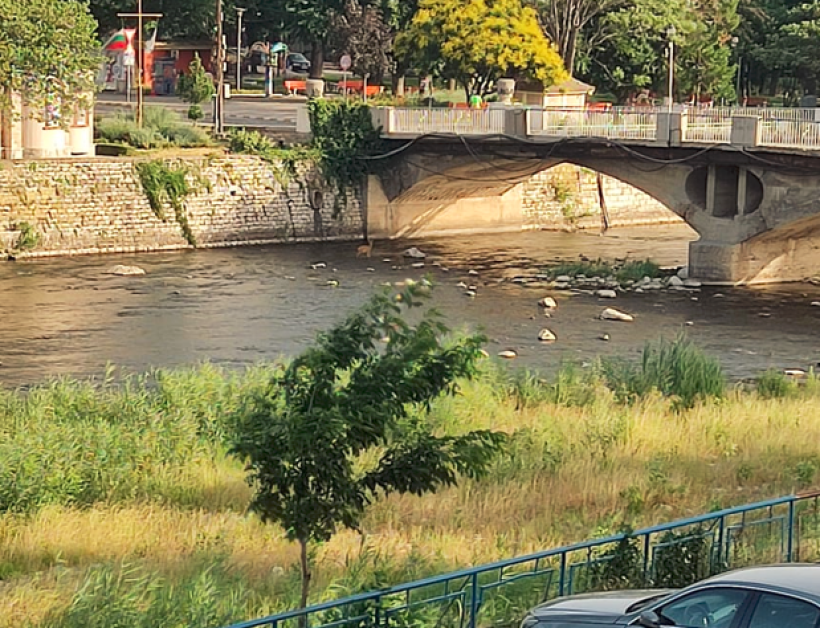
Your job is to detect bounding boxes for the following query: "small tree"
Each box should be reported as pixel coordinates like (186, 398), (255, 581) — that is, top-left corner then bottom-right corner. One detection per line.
(176, 55), (214, 122)
(231, 284), (507, 609)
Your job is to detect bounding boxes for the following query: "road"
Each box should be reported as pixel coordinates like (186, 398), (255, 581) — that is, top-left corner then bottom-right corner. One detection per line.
(96, 93), (301, 129)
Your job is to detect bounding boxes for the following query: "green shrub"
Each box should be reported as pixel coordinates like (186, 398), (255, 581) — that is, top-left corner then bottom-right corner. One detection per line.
(95, 107), (210, 150)
(176, 56), (215, 106)
(756, 369), (796, 399)
(599, 335), (725, 410)
(187, 104), (203, 123)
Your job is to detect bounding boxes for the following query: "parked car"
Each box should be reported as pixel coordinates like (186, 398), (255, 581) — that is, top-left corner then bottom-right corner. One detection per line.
(286, 52), (311, 74)
(520, 564), (820, 628)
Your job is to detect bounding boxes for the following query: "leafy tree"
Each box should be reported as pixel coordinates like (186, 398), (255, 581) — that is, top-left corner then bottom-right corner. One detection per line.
(330, 0), (393, 84)
(396, 0), (568, 100)
(176, 55), (215, 118)
(0, 0), (99, 121)
(231, 284), (507, 609)
(92, 0), (215, 41)
(528, 0), (627, 76)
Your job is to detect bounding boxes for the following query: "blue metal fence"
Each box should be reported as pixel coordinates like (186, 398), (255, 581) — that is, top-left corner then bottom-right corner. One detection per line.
(225, 492), (820, 628)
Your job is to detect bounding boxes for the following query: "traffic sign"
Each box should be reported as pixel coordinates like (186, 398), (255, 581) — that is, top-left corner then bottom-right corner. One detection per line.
(340, 54), (351, 71)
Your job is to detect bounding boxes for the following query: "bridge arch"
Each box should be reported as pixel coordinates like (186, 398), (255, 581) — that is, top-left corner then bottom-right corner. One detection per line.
(366, 142), (820, 283)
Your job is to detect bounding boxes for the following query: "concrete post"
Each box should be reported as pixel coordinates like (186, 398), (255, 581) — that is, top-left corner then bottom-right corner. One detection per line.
(730, 115), (761, 147)
(737, 167), (748, 216)
(504, 107), (527, 137)
(305, 79), (324, 98)
(295, 104), (311, 134)
(655, 111), (685, 146)
(496, 78), (515, 105)
(706, 164), (717, 216)
(370, 107), (392, 134)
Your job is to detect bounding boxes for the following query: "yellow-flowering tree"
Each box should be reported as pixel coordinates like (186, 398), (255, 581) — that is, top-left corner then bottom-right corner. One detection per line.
(395, 0), (567, 100)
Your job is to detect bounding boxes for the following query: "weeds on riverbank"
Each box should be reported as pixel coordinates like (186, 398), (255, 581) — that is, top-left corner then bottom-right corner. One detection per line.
(96, 107), (211, 150)
(2, 338), (820, 627)
(544, 258), (662, 283)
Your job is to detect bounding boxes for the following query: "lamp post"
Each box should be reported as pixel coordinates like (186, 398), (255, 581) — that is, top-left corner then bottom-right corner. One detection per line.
(666, 25), (676, 112)
(730, 36), (742, 105)
(215, 0), (224, 135)
(236, 7), (246, 93)
(117, 8), (163, 127)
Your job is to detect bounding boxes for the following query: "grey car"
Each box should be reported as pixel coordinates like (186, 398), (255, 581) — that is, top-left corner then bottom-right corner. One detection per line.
(521, 564), (820, 628)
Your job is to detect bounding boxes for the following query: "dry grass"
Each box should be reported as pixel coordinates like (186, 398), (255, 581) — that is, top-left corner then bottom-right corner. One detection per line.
(3, 370), (820, 626)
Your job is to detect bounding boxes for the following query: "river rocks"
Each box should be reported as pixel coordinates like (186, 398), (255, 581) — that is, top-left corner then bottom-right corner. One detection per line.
(403, 247), (426, 259)
(411, 262), (425, 269)
(600, 307), (634, 322)
(326, 280), (339, 287)
(108, 264), (145, 276)
(310, 262), (327, 269)
(556, 275), (572, 283)
(683, 279), (702, 288)
(538, 297), (558, 309)
(677, 266), (689, 280)
(596, 289), (617, 299)
(457, 281), (468, 288)
(468, 269), (479, 276)
(498, 350), (518, 359)
(599, 333), (611, 341)
(812, 301), (820, 307)
(465, 290), (477, 298)
(667, 276), (684, 287)
(538, 328), (557, 342)
(554, 282), (571, 290)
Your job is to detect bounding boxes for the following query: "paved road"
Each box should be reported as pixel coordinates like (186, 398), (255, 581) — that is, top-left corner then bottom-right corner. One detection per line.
(96, 94), (302, 128)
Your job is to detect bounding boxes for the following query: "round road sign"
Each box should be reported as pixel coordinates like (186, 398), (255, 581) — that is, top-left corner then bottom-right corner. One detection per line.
(340, 54), (352, 71)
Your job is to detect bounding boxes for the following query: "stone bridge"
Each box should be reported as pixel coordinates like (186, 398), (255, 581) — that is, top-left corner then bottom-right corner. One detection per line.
(365, 106), (820, 283)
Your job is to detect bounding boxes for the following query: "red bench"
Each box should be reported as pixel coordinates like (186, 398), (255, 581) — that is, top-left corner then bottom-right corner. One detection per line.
(284, 80), (307, 95)
(339, 80), (382, 96)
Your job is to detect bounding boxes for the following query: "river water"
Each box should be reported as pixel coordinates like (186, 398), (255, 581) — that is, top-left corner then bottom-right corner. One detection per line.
(2, 225), (820, 388)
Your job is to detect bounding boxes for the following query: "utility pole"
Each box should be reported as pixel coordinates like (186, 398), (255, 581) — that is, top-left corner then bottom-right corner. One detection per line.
(118, 8), (162, 127)
(215, 0), (225, 135)
(236, 7), (246, 93)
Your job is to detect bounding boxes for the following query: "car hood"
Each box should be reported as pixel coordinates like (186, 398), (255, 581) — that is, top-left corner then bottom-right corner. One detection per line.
(524, 590), (675, 625)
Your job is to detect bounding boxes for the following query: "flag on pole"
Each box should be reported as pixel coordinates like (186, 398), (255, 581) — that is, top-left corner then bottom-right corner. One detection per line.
(144, 27), (158, 53)
(102, 29), (129, 52)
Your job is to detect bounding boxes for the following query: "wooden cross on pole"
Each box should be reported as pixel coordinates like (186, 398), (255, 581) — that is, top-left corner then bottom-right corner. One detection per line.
(118, 4), (162, 127)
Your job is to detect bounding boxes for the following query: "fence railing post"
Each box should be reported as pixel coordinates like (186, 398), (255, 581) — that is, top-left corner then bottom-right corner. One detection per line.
(787, 498), (796, 563)
(558, 552), (567, 596)
(469, 572), (479, 628)
(642, 533), (651, 584)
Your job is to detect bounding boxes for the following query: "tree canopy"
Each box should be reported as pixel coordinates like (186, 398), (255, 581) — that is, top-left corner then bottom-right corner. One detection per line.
(396, 0), (568, 98)
(0, 0), (99, 119)
(231, 284), (506, 608)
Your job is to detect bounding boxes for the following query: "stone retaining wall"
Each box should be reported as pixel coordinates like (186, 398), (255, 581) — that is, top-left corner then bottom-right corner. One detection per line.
(520, 164), (683, 230)
(0, 154), (363, 258)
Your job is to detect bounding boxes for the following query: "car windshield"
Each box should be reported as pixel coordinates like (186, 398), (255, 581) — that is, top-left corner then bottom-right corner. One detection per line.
(290, 54), (307, 62)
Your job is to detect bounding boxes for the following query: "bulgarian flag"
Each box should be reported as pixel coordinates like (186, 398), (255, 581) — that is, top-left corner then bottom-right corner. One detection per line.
(102, 29), (132, 52)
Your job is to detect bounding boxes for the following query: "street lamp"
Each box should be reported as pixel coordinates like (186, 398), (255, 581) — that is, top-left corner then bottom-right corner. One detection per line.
(666, 25), (676, 112)
(730, 36), (742, 105)
(236, 7), (246, 92)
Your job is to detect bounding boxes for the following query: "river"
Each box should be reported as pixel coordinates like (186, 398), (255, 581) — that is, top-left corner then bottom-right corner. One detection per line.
(2, 224), (819, 388)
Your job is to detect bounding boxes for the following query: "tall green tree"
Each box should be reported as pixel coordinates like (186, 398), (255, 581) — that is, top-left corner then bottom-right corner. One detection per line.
(231, 284), (506, 609)
(329, 0), (393, 84)
(0, 0), (100, 120)
(396, 0), (568, 100)
(91, 0), (215, 41)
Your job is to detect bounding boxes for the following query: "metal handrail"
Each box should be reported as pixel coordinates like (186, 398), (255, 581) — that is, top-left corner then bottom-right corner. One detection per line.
(223, 493), (820, 628)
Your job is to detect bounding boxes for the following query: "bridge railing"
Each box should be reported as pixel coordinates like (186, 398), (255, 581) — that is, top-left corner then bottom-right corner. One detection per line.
(682, 108), (733, 143)
(385, 107), (507, 135)
(223, 492), (820, 628)
(527, 107), (659, 141)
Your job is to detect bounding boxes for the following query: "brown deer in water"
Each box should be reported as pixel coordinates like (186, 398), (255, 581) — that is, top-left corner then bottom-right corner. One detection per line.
(356, 239), (374, 258)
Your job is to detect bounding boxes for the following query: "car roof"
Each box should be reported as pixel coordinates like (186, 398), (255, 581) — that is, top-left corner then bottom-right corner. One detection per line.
(702, 564), (820, 600)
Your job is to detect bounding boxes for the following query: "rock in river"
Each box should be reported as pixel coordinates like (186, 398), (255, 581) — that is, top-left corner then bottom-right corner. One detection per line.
(538, 328), (557, 342)
(600, 307), (634, 322)
(498, 349), (518, 359)
(538, 296), (558, 309)
(403, 247), (426, 259)
(108, 264), (145, 276)
(596, 289), (617, 298)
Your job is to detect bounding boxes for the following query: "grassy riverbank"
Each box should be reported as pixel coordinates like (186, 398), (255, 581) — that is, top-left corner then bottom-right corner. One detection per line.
(2, 343), (820, 627)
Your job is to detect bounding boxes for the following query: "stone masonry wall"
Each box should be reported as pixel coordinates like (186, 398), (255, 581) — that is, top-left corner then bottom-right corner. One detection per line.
(519, 164), (683, 231)
(0, 154), (363, 258)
